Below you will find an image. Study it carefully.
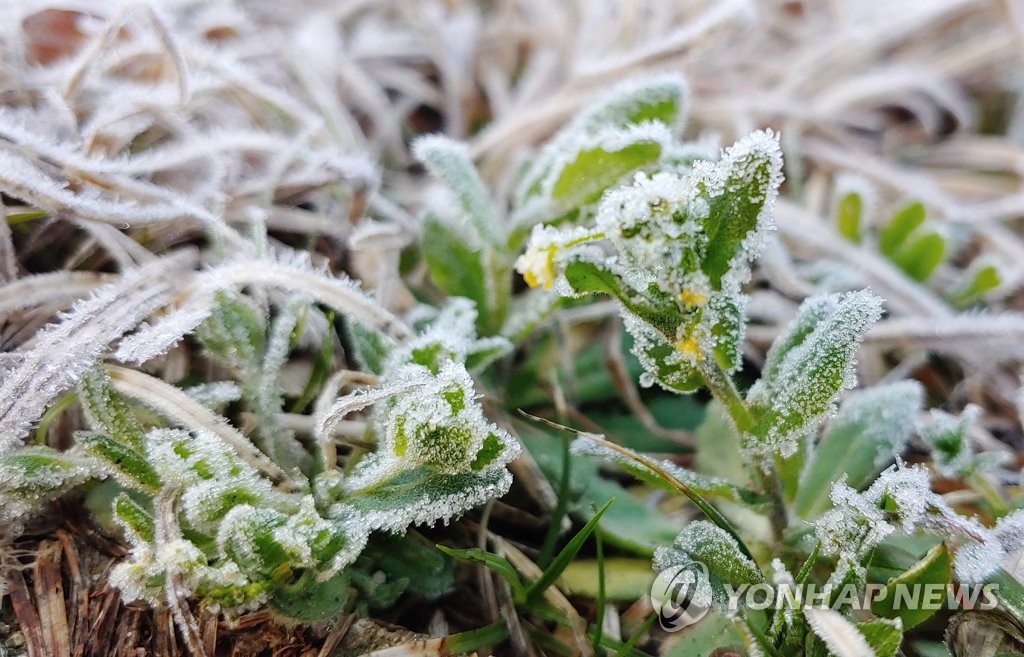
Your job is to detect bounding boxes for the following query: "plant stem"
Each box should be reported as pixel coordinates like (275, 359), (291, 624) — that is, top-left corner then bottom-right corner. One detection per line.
(701, 359), (788, 540)
(701, 362), (756, 433)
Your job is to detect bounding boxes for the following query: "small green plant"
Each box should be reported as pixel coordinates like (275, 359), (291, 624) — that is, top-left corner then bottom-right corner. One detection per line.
(515, 124), (1023, 655)
(0, 278), (519, 623)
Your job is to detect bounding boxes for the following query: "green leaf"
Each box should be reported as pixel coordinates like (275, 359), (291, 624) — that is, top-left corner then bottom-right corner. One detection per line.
(517, 427), (679, 555)
(78, 368), (145, 450)
(568, 433), (758, 561)
(363, 534), (454, 600)
(892, 231), (945, 282)
(436, 544), (526, 600)
(878, 201), (926, 256)
(871, 542), (951, 630)
(113, 493), (155, 542)
(78, 432), (160, 492)
(0, 445), (97, 498)
(951, 261), (1002, 307)
(270, 569), (350, 621)
(795, 381), (922, 519)
(412, 134), (503, 248)
(523, 497), (613, 604)
(422, 215), (505, 334)
(837, 192), (863, 243)
(857, 618), (903, 657)
(694, 401), (751, 487)
(516, 75), (686, 204)
(196, 290), (266, 373)
(982, 567), (1024, 624)
(699, 130), (783, 288)
(344, 321), (393, 376)
(563, 260), (627, 299)
(550, 141), (663, 208)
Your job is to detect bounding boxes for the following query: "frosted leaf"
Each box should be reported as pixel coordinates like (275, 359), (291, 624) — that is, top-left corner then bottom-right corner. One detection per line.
(621, 310), (703, 394)
(208, 251), (413, 341)
(799, 380), (923, 518)
(0, 446), (102, 527)
(78, 430), (161, 493)
(654, 520), (762, 607)
(218, 496), (367, 581)
(815, 477), (894, 561)
(340, 466), (514, 534)
(993, 510), (1024, 553)
(658, 522), (762, 584)
(512, 121), (673, 229)
(146, 428), (259, 488)
(113, 494), (155, 544)
(78, 366), (145, 450)
(196, 290), (267, 374)
(515, 74), (687, 205)
(386, 297), (512, 376)
(109, 544), (161, 604)
(378, 361), (516, 475)
(745, 290), (884, 460)
(569, 437), (761, 504)
(412, 134), (502, 248)
(696, 129), (784, 289)
(179, 476), (279, 535)
(515, 223), (601, 293)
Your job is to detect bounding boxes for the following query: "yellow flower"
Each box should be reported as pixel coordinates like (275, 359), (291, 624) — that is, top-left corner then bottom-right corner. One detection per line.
(674, 334), (703, 362)
(517, 245), (557, 290)
(678, 288), (708, 309)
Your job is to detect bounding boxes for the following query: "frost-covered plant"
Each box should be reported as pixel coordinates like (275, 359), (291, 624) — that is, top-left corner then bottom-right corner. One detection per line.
(0, 255), (519, 623)
(522, 126), (1021, 655)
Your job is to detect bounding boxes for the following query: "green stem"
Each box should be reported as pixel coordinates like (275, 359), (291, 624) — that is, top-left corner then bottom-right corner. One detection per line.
(700, 362), (756, 433)
(700, 359), (787, 540)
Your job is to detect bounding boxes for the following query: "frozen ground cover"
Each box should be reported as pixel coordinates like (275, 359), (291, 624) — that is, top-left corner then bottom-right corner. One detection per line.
(4, 2), (1024, 657)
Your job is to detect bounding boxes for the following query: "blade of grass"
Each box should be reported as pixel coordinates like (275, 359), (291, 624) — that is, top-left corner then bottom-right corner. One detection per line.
(436, 545), (527, 601)
(592, 528), (606, 655)
(438, 621), (508, 656)
(537, 433), (572, 568)
(523, 498), (614, 606)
